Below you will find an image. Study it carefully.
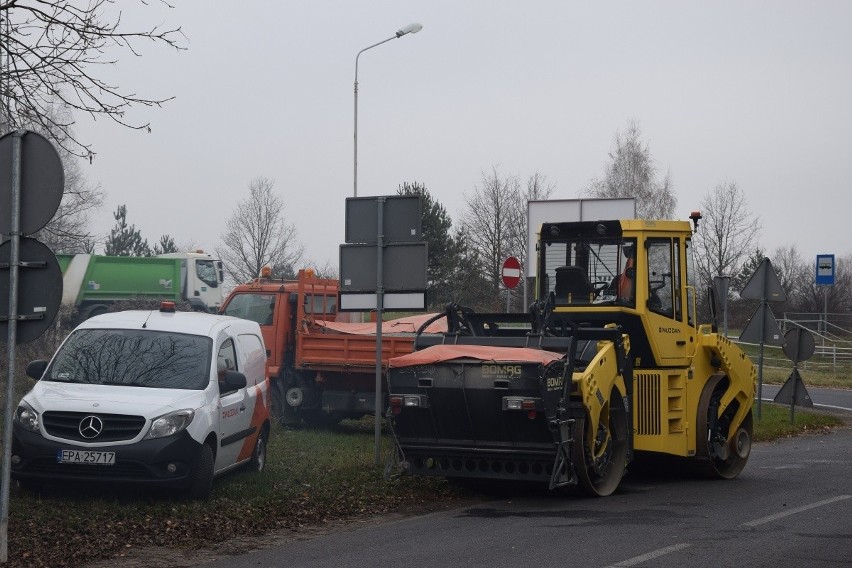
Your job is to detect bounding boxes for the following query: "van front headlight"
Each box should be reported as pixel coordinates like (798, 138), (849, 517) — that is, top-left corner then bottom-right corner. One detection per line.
(14, 401), (40, 433)
(145, 409), (195, 439)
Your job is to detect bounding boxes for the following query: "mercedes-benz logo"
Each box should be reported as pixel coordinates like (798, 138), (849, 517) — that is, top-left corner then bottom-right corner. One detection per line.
(78, 415), (104, 439)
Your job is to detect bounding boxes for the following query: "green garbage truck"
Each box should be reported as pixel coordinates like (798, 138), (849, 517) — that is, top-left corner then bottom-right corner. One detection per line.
(57, 251), (225, 320)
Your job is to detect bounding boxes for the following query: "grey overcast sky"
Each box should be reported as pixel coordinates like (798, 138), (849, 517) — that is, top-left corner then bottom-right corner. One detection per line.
(76, 0), (852, 271)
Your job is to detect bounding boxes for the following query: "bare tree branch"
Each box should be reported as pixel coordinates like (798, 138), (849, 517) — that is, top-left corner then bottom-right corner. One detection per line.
(692, 180), (761, 288)
(0, 0), (186, 157)
(216, 177), (304, 286)
(584, 119), (677, 219)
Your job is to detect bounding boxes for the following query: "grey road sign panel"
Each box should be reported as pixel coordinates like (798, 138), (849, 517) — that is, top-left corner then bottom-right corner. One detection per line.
(0, 130), (64, 236)
(345, 196), (422, 244)
(740, 257), (786, 302)
(738, 302), (783, 345)
(339, 242), (427, 292)
(0, 237), (62, 343)
(782, 328), (815, 363)
(773, 368), (813, 407)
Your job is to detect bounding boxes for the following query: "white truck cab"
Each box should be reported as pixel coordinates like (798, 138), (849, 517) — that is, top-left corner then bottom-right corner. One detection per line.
(11, 303), (270, 499)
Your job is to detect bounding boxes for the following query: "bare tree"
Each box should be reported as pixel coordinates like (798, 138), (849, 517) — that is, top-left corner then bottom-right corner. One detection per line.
(585, 119), (676, 219)
(461, 167), (555, 311)
(0, 0), (185, 158)
(768, 245), (810, 310)
(32, 144), (104, 252)
(798, 254), (852, 316)
(217, 177), (304, 286)
(507, 172), (555, 306)
(461, 166), (521, 306)
(692, 181), (761, 289)
(1, 104), (105, 252)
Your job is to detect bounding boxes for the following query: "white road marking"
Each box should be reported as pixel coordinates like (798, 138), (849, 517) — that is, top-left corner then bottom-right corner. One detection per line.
(742, 495), (852, 528)
(760, 397), (852, 413)
(602, 543), (691, 567)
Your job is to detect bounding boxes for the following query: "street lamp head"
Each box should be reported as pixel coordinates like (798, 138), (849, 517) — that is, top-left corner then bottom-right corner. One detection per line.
(396, 23), (423, 37)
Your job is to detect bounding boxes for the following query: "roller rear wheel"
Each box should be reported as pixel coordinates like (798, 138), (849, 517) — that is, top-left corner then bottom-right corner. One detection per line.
(572, 392), (628, 497)
(696, 377), (752, 479)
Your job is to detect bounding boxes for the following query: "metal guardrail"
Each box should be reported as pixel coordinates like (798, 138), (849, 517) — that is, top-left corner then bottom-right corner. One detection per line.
(734, 330), (852, 373)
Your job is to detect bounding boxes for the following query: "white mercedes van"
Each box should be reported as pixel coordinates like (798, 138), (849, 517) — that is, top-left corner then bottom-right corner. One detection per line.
(11, 302), (270, 499)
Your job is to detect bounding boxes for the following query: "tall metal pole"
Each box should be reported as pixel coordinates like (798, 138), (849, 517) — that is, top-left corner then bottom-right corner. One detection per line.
(374, 198), (385, 464)
(353, 24), (422, 198)
(1, 131), (23, 564)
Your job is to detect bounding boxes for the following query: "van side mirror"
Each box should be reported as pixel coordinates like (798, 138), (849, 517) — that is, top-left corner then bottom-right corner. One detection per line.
(26, 360), (48, 380)
(222, 370), (247, 390)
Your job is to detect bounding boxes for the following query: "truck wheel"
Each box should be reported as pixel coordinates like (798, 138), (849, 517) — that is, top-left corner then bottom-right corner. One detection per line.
(271, 378), (301, 427)
(188, 444), (214, 500)
(249, 428), (267, 473)
(572, 391), (628, 497)
(696, 376), (752, 479)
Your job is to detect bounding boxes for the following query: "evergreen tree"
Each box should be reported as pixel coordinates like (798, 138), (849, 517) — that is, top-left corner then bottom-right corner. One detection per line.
(397, 182), (464, 309)
(153, 235), (179, 255)
(732, 248), (766, 294)
(104, 205), (151, 256)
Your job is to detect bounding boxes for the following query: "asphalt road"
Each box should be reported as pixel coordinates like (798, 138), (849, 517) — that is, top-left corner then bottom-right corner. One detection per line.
(760, 383), (852, 413)
(201, 424), (852, 568)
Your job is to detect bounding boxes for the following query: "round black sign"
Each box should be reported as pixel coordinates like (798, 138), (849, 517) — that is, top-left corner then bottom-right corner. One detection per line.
(782, 328), (815, 363)
(0, 237), (63, 344)
(0, 130), (65, 235)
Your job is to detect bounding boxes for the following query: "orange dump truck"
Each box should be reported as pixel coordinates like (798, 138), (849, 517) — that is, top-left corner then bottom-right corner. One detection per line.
(220, 269), (443, 426)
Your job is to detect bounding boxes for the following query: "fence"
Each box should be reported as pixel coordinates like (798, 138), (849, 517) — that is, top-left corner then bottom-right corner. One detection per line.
(733, 314), (852, 373)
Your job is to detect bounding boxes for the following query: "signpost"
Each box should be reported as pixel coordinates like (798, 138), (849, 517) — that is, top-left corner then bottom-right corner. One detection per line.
(1, 130), (65, 563)
(502, 256), (521, 289)
(502, 256), (520, 311)
(774, 328), (815, 424)
(339, 195), (427, 464)
(739, 257), (786, 420)
(815, 254), (834, 335)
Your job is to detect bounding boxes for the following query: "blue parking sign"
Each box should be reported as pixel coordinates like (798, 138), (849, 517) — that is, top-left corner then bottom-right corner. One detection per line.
(815, 254), (835, 285)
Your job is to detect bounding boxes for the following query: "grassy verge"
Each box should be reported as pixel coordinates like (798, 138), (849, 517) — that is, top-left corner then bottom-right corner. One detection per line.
(736, 341), (852, 389)
(6, 405), (846, 568)
(752, 401), (844, 441)
(7, 419), (465, 568)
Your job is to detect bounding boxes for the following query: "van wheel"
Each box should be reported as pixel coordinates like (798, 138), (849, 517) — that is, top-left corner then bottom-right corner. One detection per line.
(249, 429), (267, 473)
(188, 444), (214, 499)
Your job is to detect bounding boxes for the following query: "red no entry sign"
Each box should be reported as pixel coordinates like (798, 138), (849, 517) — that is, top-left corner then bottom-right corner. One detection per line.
(502, 256), (521, 289)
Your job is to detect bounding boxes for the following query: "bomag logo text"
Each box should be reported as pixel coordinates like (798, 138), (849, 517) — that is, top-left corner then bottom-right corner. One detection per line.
(482, 364), (523, 378)
(546, 376), (564, 390)
(659, 327), (680, 334)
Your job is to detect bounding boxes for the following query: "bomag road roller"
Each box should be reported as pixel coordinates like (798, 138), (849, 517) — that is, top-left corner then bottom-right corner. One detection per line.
(386, 215), (755, 496)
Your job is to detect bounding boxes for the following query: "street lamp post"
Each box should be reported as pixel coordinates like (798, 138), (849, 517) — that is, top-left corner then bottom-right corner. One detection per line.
(353, 23), (422, 198)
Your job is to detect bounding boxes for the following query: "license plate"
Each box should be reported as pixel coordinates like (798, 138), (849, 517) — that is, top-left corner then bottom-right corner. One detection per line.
(56, 449), (116, 466)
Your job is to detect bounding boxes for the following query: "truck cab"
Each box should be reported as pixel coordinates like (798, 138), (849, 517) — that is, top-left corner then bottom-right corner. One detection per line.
(537, 218), (698, 368)
(219, 269), (340, 383)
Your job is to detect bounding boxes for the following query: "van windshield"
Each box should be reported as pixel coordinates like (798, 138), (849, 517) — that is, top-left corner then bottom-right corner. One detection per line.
(45, 329), (213, 390)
